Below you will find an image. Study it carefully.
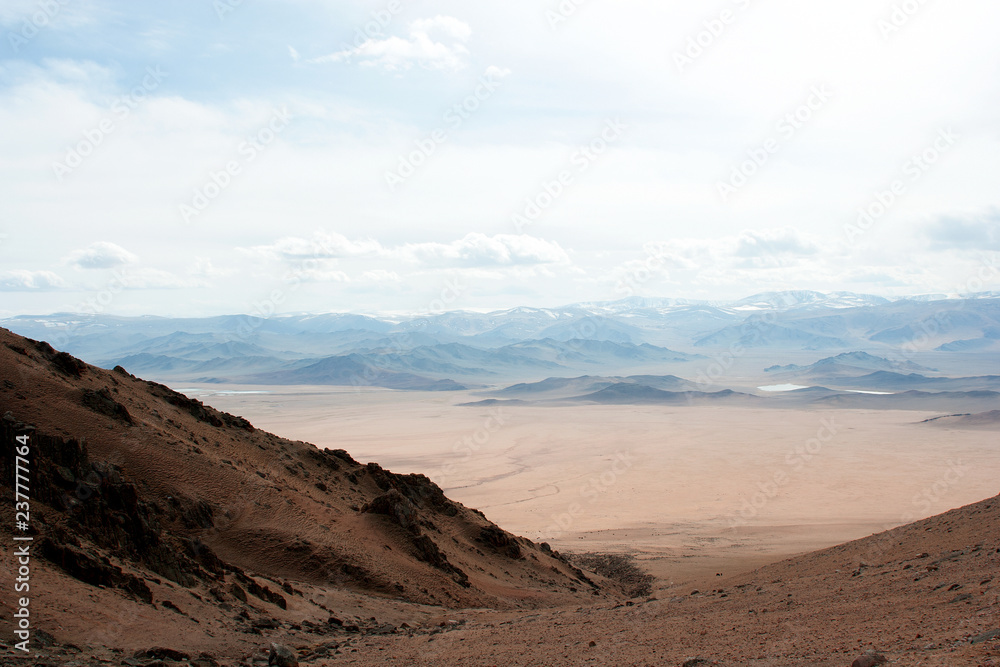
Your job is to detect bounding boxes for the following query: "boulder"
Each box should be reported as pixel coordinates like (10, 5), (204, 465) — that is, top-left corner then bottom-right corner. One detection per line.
(850, 652), (887, 667)
(133, 647), (191, 661)
(269, 643), (298, 667)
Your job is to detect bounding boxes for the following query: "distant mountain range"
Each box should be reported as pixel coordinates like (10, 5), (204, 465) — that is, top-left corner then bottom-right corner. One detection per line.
(572, 384), (760, 406)
(818, 371), (1000, 393)
(247, 355), (469, 391)
(3, 291), (999, 388)
(464, 383), (762, 408)
(468, 377), (1000, 412)
(808, 390), (1000, 412)
(765, 351), (937, 377)
(452, 358), (999, 412)
(762, 351), (1000, 393)
(494, 374), (693, 399)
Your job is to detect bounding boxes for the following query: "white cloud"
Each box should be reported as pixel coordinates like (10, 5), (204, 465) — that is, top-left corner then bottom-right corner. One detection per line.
(925, 211), (1000, 251)
(400, 233), (570, 267)
(841, 267), (910, 286)
(66, 242), (138, 269)
(138, 26), (179, 54)
(734, 228), (821, 259)
(246, 232), (569, 270)
(121, 268), (199, 289)
(2, 3), (1000, 316)
(288, 45), (301, 62)
(0, 0), (96, 30)
(361, 269), (401, 283)
(483, 64), (512, 80)
(187, 257), (234, 278)
(245, 233), (384, 261)
(0, 270), (66, 291)
(293, 269), (350, 283)
(310, 16), (472, 72)
(411, 16), (473, 42)
(589, 227), (851, 299)
(647, 228), (828, 271)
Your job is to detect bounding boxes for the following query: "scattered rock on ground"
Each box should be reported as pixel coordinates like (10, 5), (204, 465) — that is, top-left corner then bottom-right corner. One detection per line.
(851, 651), (887, 667)
(134, 647), (190, 662)
(971, 629), (1000, 644)
(269, 642), (298, 667)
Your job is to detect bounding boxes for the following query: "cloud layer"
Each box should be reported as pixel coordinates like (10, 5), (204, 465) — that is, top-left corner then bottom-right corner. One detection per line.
(311, 15), (472, 71)
(66, 242), (138, 269)
(0, 1), (998, 315)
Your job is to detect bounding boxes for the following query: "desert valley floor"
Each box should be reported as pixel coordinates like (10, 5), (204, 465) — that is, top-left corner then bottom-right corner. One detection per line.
(177, 385), (1000, 589)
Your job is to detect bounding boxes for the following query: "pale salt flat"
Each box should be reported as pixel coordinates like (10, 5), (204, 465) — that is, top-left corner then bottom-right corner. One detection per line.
(845, 389), (896, 395)
(758, 384), (811, 392)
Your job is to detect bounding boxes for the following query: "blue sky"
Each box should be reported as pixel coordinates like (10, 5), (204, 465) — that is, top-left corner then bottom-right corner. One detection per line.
(1, 0), (999, 317)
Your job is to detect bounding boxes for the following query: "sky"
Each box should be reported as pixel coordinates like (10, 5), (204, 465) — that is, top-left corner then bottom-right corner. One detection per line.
(1, 0), (999, 317)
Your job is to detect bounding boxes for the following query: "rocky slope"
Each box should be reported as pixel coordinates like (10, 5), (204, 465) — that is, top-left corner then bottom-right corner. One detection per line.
(246, 494), (1000, 666)
(0, 327), (608, 663)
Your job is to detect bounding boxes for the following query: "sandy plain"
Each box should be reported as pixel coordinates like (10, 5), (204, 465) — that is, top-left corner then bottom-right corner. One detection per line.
(175, 384), (1000, 591)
